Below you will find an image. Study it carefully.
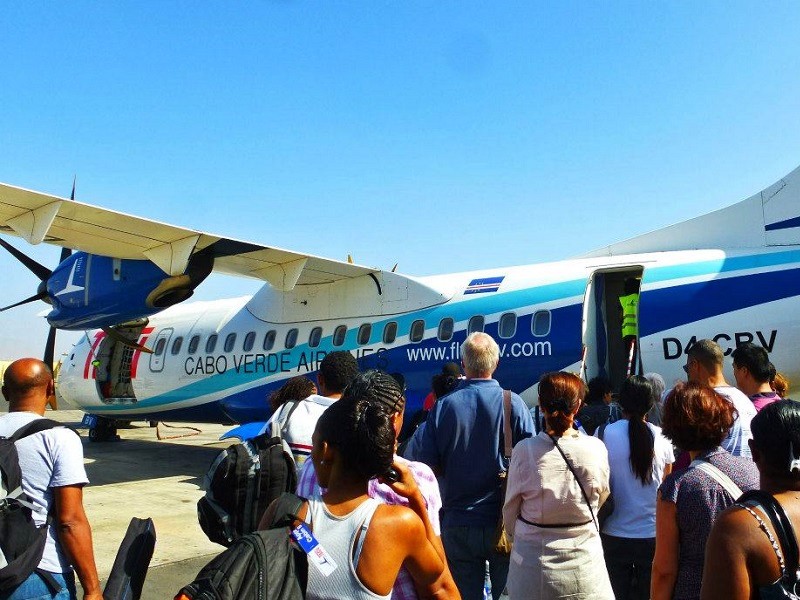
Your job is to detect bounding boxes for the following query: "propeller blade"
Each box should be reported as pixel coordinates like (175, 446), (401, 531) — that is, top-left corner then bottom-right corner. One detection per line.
(45, 325), (58, 410)
(102, 327), (154, 354)
(0, 238), (52, 281)
(44, 325), (56, 371)
(0, 291), (47, 312)
(59, 177), (76, 263)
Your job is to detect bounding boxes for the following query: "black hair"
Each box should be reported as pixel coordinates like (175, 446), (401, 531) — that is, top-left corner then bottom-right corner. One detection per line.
(586, 376), (612, 405)
(751, 400), (800, 481)
(442, 362), (462, 378)
(431, 373), (459, 399)
(316, 370), (402, 481)
(731, 343), (772, 383)
(318, 351), (360, 393)
(268, 375), (316, 412)
(618, 376), (656, 484)
(624, 277), (640, 295)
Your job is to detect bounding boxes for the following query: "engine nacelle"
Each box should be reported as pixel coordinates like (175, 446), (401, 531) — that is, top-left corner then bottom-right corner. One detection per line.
(46, 251), (212, 330)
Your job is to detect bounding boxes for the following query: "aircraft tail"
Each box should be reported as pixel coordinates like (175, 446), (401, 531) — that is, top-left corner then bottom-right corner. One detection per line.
(582, 164), (800, 257)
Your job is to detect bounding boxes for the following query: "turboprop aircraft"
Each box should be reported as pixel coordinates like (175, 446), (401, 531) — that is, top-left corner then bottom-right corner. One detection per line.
(1, 165), (799, 441)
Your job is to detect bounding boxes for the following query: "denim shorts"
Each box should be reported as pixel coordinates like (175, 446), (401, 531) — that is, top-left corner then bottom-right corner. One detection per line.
(0, 571), (76, 600)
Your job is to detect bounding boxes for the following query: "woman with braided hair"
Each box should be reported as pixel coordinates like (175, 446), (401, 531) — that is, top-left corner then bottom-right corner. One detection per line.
(295, 370), (460, 600)
(502, 371), (613, 599)
(701, 400), (800, 600)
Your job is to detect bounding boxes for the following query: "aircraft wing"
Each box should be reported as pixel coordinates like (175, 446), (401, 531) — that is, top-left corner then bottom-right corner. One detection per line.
(0, 182), (377, 290)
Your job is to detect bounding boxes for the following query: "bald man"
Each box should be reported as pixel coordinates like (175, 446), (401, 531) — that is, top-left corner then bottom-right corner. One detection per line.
(0, 359), (101, 600)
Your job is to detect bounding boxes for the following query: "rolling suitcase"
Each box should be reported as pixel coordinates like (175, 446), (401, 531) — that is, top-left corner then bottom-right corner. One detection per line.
(103, 517), (156, 600)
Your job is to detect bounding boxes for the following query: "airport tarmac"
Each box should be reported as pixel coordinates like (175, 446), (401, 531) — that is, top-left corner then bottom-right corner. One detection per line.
(25, 408), (231, 597)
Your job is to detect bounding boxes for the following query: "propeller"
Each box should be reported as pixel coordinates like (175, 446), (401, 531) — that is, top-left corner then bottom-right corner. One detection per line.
(0, 238), (52, 282)
(58, 177), (75, 264)
(0, 179), (76, 374)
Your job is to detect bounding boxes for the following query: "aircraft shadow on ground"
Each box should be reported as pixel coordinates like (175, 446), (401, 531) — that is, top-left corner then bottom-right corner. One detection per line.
(81, 432), (224, 487)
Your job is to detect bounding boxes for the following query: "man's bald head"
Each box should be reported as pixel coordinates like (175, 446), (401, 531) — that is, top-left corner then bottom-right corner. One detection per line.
(3, 358), (54, 413)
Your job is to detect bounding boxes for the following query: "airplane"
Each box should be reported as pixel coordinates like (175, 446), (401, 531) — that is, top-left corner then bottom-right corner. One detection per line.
(0, 164), (799, 441)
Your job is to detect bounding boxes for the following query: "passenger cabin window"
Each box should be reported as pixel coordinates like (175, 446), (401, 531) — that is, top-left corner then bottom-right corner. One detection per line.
(243, 331), (256, 351)
(224, 333), (237, 353)
(309, 327), (322, 348)
(154, 338), (167, 356)
(171, 336), (183, 355)
(285, 328), (298, 349)
(358, 323), (372, 345)
(498, 313), (517, 339)
(383, 322), (398, 344)
(410, 319), (425, 343)
(206, 334), (218, 353)
(468, 315), (484, 334)
(437, 318), (454, 342)
(188, 335), (200, 354)
(263, 330), (276, 351)
(532, 310), (551, 337)
(333, 325), (347, 347)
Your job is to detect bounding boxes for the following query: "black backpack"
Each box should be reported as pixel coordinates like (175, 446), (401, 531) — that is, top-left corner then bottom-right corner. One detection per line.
(0, 419), (65, 591)
(179, 493), (307, 600)
(198, 406), (299, 547)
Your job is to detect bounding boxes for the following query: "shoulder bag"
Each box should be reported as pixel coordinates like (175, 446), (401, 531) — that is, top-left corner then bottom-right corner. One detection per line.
(548, 433), (600, 532)
(493, 390), (513, 555)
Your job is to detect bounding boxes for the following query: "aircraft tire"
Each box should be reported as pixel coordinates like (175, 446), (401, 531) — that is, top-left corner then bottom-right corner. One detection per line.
(89, 417), (120, 442)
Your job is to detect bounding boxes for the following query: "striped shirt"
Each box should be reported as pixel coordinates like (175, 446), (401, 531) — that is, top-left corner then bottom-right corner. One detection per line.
(296, 454), (442, 600)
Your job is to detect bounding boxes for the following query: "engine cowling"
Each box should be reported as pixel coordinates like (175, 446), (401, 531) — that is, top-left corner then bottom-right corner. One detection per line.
(45, 251), (212, 330)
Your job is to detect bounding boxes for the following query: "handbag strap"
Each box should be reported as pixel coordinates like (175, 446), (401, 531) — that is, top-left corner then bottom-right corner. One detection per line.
(690, 459), (744, 500)
(547, 434), (599, 532)
(502, 390), (512, 460)
(738, 490), (800, 585)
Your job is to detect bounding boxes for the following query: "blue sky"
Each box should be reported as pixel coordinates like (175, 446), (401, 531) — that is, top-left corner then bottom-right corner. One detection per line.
(0, 2), (799, 360)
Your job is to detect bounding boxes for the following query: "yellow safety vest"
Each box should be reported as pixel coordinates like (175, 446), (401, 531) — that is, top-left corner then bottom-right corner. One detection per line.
(620, 293), (639, 337)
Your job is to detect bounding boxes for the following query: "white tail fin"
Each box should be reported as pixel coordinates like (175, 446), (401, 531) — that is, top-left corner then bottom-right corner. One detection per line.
(583, 164), (800, 257)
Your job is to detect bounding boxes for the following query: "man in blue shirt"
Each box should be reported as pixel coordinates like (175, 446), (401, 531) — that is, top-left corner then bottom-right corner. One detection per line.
(415, 332), (534, 600)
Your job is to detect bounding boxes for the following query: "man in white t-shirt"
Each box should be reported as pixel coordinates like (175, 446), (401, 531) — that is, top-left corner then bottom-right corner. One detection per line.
(684, 339), (756, 458)
(0, 359), (101, 600)
(265, 350), (359, 469)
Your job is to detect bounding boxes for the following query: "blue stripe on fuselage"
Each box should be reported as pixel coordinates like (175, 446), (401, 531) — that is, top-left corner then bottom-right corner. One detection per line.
(97, 248), (800, 422)
(640, 266), (800, 337)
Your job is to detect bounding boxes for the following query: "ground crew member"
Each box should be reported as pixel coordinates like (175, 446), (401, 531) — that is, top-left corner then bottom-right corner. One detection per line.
(620, 278), (640, 376)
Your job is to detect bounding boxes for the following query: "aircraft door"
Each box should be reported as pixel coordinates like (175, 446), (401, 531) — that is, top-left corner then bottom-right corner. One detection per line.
(582, 267), (643, 389)
(149, 328), (173, 373)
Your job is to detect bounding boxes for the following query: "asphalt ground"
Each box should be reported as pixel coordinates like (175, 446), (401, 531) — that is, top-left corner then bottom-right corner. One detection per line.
(9, 408), (231, 598)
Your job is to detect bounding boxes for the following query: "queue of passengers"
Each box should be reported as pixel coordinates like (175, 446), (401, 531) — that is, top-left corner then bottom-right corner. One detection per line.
(253, 334), (798, 600)
(3, 333), (799, 600)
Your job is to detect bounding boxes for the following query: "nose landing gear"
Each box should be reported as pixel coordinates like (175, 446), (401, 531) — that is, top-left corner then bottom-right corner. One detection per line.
(85, 415), (120, 442)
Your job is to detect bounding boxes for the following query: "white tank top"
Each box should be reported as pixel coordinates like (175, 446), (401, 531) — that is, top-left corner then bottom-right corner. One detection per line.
(305, 492), (390, 600)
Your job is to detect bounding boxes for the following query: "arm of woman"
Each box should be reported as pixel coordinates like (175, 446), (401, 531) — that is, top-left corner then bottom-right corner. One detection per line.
(651, 492), (680, 600)
(358, 505), (458, 599)
(396, 511), (461, 600)
(386, 461), (448, 566)
(383, 462), (458, 598)
(700, 508), (752, 600)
